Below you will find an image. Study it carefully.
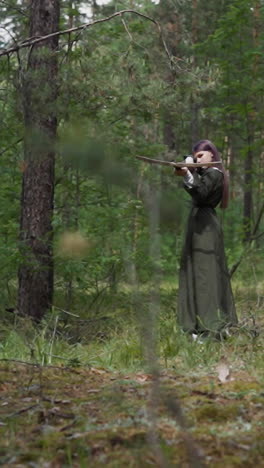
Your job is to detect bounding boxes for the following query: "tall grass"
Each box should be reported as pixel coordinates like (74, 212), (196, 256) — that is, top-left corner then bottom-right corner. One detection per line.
(1, 292), (263, 379)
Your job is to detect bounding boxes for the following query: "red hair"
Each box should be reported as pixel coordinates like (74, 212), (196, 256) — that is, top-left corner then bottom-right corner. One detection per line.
(192, 140), (229, 209)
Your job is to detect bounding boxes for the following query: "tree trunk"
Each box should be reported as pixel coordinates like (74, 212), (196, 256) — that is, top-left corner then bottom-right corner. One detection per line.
(242, 3), (260, 243)
(190, 0), (199, 144)
(159, 7), (182, 152)
(243, 126), (253, 242)
(18, 0), (60, 320)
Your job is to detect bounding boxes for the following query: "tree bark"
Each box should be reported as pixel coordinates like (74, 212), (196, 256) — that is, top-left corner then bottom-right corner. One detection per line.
(190, 0), (199, 144)
(157, 4), (181, 151)
(243, 114), (254, 243)
(242, 3), (260, 243)
(18, 0), (60, 320)
(243, 144), (253, 242)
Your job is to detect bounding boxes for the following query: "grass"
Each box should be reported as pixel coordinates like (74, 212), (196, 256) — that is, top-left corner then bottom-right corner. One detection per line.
(1, 293), (263, 374)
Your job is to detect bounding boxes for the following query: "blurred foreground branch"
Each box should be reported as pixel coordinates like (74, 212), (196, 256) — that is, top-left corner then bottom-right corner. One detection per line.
(142, 180), (205, 467)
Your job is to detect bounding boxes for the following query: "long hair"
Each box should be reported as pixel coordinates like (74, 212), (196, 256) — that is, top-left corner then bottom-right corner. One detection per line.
(192, 139), (229, 209)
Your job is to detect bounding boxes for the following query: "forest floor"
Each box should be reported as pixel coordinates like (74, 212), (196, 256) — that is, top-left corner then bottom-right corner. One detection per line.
(0, 350), (263, 468)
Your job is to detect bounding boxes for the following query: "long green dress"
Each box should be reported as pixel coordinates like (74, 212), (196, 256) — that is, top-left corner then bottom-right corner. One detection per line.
(178, 167), (238, 334)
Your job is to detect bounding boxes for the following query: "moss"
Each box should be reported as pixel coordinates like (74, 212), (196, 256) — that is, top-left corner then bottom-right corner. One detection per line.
(193, 402), (241, 422)
(214, 455), (250, 467)
(227, 381), (262, 393)
(250, 430), (264, 457)
(0, 352), (264, 468)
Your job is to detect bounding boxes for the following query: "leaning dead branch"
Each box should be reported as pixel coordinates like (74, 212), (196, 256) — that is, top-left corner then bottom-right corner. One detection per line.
(0, 9), (173, 66)
(229, 201), (264, 277)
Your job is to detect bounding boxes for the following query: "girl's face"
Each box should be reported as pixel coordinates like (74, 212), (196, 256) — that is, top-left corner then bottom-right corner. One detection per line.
(194, 150), (213, 166)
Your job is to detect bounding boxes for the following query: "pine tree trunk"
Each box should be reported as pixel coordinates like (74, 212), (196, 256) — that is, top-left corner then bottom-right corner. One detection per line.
(18, 0), (60, 320)
(190, 0), (199, 144)
(158, 6), (182, 152)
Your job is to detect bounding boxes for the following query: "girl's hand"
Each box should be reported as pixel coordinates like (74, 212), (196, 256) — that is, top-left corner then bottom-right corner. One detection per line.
(174, 167), (188, 176)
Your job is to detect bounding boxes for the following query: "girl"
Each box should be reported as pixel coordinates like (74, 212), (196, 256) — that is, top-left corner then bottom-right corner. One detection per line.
(176, 140), (237, 338)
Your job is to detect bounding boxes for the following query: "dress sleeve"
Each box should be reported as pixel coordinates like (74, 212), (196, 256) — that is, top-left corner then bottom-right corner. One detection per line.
(183, 169), (194, 188)
(183, 169), (223, 204)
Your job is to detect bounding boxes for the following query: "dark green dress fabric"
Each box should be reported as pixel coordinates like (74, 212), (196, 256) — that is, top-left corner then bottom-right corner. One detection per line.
(178, 168), (238, 333)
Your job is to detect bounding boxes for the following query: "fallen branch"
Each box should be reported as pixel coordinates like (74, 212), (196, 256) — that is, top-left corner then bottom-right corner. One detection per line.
(51, 305), (80, 317)
(0, 9), (172, 65)
(0, 358), (81, 372)
(60, 418), (78, 432)
(6, 403), (39, 419)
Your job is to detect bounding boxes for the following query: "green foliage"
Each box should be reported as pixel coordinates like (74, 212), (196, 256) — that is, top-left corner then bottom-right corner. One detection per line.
(0, 0), (263, 320)
(0, 4), (263, 466)
(1, 263), (263, 371)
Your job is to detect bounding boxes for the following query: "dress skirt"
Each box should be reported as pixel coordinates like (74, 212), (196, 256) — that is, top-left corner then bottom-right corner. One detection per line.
(178, 205), (237, 333)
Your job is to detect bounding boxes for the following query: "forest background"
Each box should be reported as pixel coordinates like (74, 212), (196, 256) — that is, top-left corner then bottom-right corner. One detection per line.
(0, 1), (264, 466)
(0, 0), (263, 342)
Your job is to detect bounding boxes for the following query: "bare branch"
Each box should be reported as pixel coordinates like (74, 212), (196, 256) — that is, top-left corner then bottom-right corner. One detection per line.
(6, 404), (40, 419)
(229, 254), (245, 278)
(0, 0), (29, 17)
(0, 9), (173, 66)
(52, 304), (80, 317)
(229, 201), (264, 277)
(249, 230), (264, 242)
(121, 17), (133, 42)
(252, 201), (264, 237)
(229, 231), (264, 278)
(0, 25), (18, 44)
(0, 138), (23, 157)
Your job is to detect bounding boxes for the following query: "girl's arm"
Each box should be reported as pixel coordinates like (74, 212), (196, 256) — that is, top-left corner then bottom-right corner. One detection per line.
(184, 169), (223, 204)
